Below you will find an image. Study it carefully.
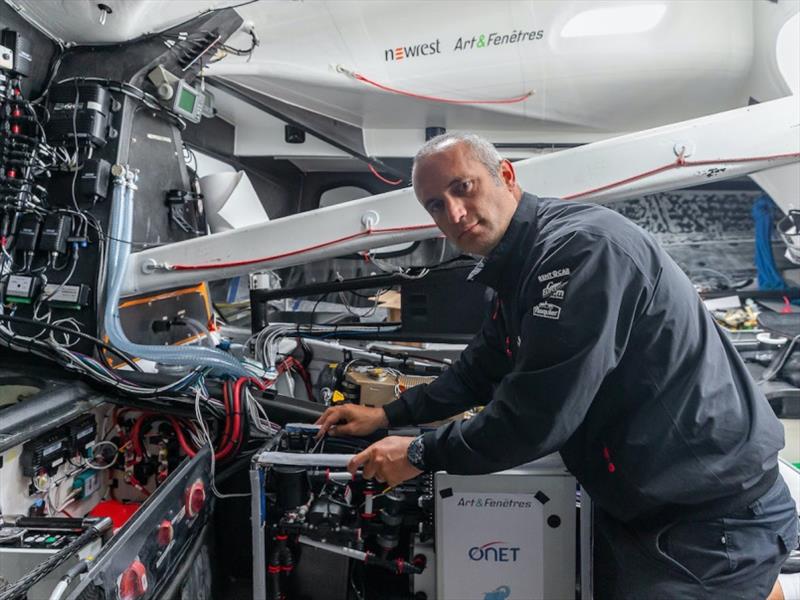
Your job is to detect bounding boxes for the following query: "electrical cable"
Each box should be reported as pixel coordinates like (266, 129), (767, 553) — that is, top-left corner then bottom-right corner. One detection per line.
(0, 518), (112, 600)
(367, 164), (402, 186)
(563, 150), (800, 200)
(84, 440), (119, 470)
(0, 313), (140, 370)
(340, 68), (533, 105)
(163, 223), (439, 272)
(30, 43), (66, 105)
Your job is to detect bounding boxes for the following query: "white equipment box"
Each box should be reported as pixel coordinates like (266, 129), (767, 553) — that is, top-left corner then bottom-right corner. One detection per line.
(435, 456), (577, 600)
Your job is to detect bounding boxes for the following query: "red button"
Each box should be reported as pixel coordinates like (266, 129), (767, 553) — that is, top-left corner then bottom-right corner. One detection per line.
(156, 519), (173, 547)
(185, 479), (206, 518)
(118, 559), (147, 600)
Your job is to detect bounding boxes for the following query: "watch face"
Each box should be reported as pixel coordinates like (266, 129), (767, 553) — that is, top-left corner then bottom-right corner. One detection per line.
(408, 436), (426, 470)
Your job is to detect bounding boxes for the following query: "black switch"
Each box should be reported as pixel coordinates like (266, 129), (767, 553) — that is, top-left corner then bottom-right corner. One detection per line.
(15, 213), (41, 251)
(285, 125), (305, 144)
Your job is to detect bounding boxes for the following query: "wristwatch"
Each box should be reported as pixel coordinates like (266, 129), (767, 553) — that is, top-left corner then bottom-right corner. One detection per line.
(406, 435), (427, 471)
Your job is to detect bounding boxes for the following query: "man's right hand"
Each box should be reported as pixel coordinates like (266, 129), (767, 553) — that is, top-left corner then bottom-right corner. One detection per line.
(314, 404), (389, 439)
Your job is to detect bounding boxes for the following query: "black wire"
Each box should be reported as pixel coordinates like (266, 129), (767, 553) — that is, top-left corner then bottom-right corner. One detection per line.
(309, 293), (329, 325)
(31, 45), (65, 105)
(0, 313), (140, 371)
(70, 80), (82, 212)
(0, 326), (64, 363)
(421, 254), (477, 270)
(219, 29), (259, 56)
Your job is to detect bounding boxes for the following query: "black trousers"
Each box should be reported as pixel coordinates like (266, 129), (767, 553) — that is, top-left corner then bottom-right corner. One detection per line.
(594, 476), (799, 599)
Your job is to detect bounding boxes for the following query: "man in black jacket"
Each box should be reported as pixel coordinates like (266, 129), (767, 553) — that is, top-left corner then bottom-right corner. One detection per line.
(315, 133), (798, 598)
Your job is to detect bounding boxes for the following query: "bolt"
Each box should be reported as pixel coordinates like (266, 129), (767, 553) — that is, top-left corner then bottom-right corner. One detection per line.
(142, 258), (158, 274)
(361, 210), (379, 229)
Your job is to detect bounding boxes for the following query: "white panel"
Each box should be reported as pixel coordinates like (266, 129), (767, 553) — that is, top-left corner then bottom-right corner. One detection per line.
(747, 0), (800, 101)
(211, 87), (348, 157)
(780, 420), (800, 465)
(193, 150), (235, 177)
(435, 459), (576, 600)
(751, 163), (800, 216)
(207, 0), (755, 137)
(777, 11), (800, 95)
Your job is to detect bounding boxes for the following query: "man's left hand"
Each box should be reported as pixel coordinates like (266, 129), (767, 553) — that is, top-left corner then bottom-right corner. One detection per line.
(347, 436), (423, 487)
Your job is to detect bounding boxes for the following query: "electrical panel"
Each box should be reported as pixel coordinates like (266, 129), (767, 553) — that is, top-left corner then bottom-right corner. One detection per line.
(20, 429), (69, 476)
(19, 414), (97, 476)
(68, 414), (97, 458)
(0, 30), (32, 77)
(46, 83), (112, 147)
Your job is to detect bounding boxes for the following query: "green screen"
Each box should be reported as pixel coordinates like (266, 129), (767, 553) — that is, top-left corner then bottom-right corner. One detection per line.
(178, 87), (197, 113)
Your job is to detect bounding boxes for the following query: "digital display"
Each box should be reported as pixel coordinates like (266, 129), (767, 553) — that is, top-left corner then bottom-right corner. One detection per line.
(177, 87), (197, 113)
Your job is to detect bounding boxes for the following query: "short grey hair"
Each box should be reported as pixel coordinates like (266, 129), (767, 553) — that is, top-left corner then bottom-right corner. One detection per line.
(412, 132), (504, 185)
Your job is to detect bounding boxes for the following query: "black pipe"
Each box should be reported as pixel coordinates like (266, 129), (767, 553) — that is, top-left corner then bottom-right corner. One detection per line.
(257, 395), (324, 424)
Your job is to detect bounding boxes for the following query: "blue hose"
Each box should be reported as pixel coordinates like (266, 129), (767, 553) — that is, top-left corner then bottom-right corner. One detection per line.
(752, 195), (787, 290)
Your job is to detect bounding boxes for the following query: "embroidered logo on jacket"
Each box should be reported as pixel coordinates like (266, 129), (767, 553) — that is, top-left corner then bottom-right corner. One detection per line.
(542, 280), (566, 300)
(532, 302), (561, 320)
(537, 267), (570, 283)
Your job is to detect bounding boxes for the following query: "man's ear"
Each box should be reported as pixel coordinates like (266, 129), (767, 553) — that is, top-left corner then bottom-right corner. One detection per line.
(499, 159), (516, 191)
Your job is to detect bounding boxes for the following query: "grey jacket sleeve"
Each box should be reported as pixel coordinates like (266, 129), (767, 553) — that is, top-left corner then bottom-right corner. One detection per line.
(382, 298), (512, 427)
(421, 232), (654, 474)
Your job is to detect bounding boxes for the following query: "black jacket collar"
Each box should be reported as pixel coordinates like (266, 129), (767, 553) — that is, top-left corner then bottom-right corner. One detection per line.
(468, 192), (539, 293)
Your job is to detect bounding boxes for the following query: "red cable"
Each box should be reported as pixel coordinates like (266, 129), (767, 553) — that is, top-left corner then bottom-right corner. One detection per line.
(168, 416), (198, 458)
(218, 381), (234, 455)
(130, 413), (153, 458)
(353, 72), (532, 105)
(249, 377), (269, 391)
(215, 381), (239, 460)
(283, 357), (314, 400)
(229, 377), (250, 457)
(563, 151), (800, 201)
(129, 476), (151, 497)
(368, 164), (403, 186)
(168, 152), (798, 272)
(169, 223), (439, 271)
(217, 376), (261, 460)
(562, 162), (676, 200)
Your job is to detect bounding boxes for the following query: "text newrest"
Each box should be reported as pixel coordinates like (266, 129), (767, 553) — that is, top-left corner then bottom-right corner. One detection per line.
(385, 40), (441, 61)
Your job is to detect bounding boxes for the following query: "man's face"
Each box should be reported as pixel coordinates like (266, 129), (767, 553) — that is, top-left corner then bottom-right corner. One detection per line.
(413, 142), (520, 256)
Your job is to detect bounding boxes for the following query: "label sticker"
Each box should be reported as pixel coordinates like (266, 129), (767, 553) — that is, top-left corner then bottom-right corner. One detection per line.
(542, 280), (566, 300)
(537, 268), (570, 283)
(146, 133), (172, 143)
(532, 302), (561, 320)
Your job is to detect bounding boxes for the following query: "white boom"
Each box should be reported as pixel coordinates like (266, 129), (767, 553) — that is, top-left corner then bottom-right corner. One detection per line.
(122, 95), (800, 297)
